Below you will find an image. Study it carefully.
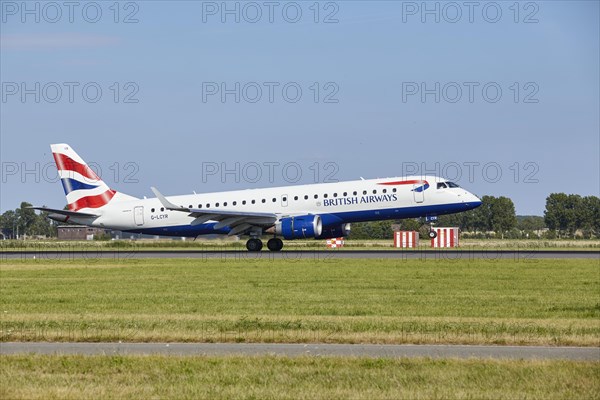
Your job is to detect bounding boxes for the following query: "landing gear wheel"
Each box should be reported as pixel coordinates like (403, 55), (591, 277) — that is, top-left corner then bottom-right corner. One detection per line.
(246, 238), (263, 252)
(267, 238), (284, 252)
(428, 230), (437, 239)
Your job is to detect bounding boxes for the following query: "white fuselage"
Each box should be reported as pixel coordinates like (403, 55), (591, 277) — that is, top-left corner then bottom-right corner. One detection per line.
(68, 176), (481, 237)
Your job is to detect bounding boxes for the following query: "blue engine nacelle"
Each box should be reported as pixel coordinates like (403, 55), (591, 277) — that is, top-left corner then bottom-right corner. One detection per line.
(275, 215), (323, 240)
(316, 223), (351, 239)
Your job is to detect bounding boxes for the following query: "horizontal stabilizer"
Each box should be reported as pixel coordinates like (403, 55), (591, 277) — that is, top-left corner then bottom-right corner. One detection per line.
(27, 206), (99, 218)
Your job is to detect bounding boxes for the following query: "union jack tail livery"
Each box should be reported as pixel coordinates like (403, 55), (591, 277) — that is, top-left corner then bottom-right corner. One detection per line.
(52, 143), (120, 212)
(52, 144), (138, 211)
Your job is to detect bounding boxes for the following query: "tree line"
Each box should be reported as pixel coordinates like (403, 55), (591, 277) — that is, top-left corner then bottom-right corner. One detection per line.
(1, 193), (599, 239)
(351, 193), (600, 240)
(0, 202), (57, 238)
(543, 193), (600, 239)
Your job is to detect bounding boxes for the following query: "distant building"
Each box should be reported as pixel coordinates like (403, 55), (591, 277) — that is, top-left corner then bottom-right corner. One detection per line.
(57, 225), (109, 240)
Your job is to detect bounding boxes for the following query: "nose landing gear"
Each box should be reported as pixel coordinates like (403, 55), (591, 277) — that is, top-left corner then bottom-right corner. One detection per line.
(424, 216), (438, 239)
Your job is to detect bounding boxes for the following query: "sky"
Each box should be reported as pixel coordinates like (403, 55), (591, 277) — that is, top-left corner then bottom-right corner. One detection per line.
(1, 0), (599, 215)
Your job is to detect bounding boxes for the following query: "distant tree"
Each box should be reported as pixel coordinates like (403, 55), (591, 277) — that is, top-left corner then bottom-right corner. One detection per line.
(588, 196), (600, 236)
(460, 209), (479, 232)
(436, 213), (464, 229)
(544, 193), (568, 237)
(565, 195), (583, 238)
(29, 209), (58, 237)
(356, 195), (517, 238)
(578, 196), (600, 238)
(490, 196), (517, 238)
(0, 210), (18, 238)
(349, 221), (383, 239)
(544, 193), (584, 238)
(0, 202), (58, 238)
(350, 220), (416, 239)
(474, 195), (496, 232)
(15, 202), (36, 237)
(516, 216), (546, 231)
(436, 195), (517, 236)
(394, 219), (422, 231)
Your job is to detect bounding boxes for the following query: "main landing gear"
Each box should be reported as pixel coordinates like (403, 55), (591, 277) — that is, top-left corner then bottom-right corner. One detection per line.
(267, 238), (284, 251)
(245, 237), (284, 252)
(246, 238), (263, 251)
(428, 230), (437, 239)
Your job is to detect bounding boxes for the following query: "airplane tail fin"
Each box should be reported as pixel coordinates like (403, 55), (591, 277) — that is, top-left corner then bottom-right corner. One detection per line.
(51, 143), (138, 212)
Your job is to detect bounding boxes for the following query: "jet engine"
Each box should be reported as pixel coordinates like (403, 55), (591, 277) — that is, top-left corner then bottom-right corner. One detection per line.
(275, 215), (322, 240)
(317, 223), (351, 239)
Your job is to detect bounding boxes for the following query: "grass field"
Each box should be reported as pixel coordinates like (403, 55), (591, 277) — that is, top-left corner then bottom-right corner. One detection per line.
(1, 258), (598, 345)
(1, 238), (599, 251)
(1, 355), (598, 400)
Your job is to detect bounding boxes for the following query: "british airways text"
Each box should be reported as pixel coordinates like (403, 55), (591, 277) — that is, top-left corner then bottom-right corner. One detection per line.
(323, 194), (398, 207)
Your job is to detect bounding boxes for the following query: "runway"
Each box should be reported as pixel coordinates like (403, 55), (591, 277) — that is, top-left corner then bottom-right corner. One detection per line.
(1, 249), (598, 260)
(1, 343), (598, 360)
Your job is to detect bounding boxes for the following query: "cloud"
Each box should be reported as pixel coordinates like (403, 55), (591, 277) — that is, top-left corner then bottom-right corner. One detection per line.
(0, 33), (119, 50)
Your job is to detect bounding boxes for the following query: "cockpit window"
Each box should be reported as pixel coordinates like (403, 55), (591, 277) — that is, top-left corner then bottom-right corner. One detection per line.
(437, 182), (448, 189)
(446, 182), (460, 188)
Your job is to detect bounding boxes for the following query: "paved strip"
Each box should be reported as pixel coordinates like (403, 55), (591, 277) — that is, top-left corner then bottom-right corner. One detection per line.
(1, 250), (598, 260)
(1, 343), (598, 360)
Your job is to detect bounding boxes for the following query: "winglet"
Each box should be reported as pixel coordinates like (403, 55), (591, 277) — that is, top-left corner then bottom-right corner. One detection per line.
(151, 187), (188, 211)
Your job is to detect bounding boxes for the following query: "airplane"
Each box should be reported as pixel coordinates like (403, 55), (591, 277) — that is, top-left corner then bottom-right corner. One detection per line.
(31, 144), (482, 251)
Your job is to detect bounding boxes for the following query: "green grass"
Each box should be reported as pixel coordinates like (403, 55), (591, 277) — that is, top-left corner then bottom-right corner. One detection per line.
(1, 355), (598, 400)
(1, 258), (598, 345)
(1, 238), (598, 251)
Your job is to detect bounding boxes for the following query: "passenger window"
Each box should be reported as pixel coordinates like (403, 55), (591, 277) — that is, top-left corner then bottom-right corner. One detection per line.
(343, 192), (347, 196)
(262, 199), (266, 203)
(215, 203), (219, 207)
(324, 194), (328, 198)
(353, 191), (357, 195)
(314, 194), (318, 199)
(304, 195), (309, 200)
(151, 208), (155, 213)
(382, 189), (387, 193)
(392, 188), (397, 193)
(160, 207), (165, 212)
(206, 204), (210, 208)
(294, 196), (298, 200)
(242, 200), (247, 205)
(224, 202), (227, 206)
(198, 204), (202, 209)
(251, 200), (256, 204)
(233, 201), (236, 206)
(363, 190), (367, 195)
(283, 197), (287, 202)
(373, 190), (377, 194)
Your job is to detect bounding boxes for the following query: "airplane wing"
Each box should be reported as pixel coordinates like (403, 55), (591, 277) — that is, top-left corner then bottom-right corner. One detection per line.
(27, 206), (99, 218)
(151, 187), (277, 235)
